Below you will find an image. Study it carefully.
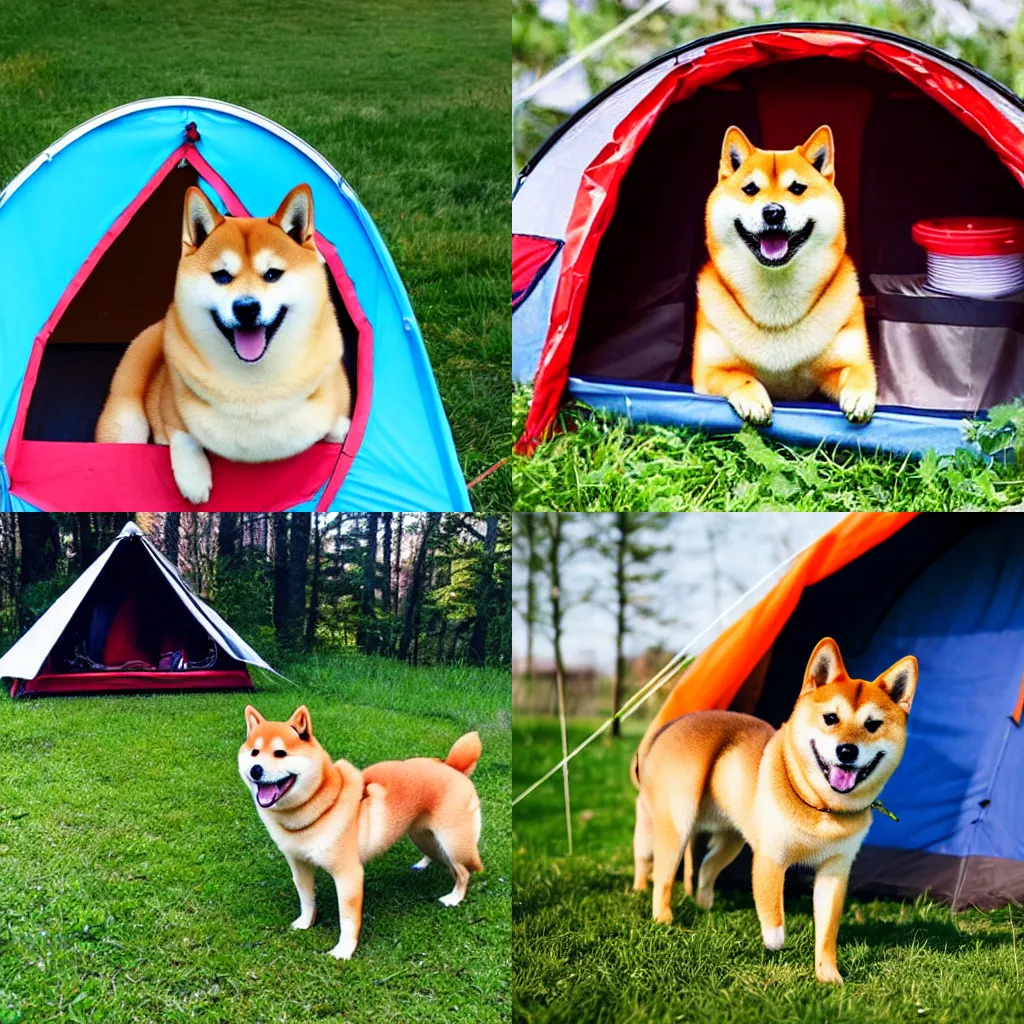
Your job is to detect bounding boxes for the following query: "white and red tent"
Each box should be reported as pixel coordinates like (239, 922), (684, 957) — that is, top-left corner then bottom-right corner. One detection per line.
(513, 24), (1024, 457)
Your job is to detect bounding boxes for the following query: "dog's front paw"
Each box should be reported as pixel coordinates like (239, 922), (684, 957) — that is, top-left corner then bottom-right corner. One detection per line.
(840, 388), (876, 424)
(326, 415), (351, 444)
(170, 432), (212, 504)
(695, 887), (714, 910)
(761, 925), (785, 950)
(652, 907), (674, 925)
(328, 939), (357, 960)
(728, 381), (773, 427)
(291, 913), (315, 930)
(816, 961), (844, 984)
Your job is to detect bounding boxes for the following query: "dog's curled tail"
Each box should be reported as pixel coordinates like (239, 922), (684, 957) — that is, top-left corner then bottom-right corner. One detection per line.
(445, 731), (482, 777)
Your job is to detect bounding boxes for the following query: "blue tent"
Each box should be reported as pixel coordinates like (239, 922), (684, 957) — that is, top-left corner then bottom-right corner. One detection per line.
(0, 97), (470, 511)
(746, 514), (1024, 908)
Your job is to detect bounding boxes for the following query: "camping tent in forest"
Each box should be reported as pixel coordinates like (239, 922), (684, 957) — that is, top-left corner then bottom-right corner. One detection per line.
(1, 522), (270, 697)
(640, 511), (1024, 909)
(514, 24), (1024, 457)
(0, 97), (470, 512)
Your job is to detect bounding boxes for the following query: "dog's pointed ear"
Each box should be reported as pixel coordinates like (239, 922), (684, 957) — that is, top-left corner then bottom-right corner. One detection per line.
(287, 705), (313, 742)
(800, 637), (847, 695)
(875, 656), (918, 714)
(244, 705), (264, 737)
(719, 126), (754, 180)
(799, 126), (835, 183)
(182, 186), (224, 250)
(271, 184), (315, 246)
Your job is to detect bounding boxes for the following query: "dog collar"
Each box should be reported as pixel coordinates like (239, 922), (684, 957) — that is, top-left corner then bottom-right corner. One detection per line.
(825, 798), (899, 822)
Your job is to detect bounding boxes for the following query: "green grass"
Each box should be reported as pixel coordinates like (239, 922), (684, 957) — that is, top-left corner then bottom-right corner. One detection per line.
(0, 0), (510, 511)
(0, 653), (511, 1024)
(512, 389), (1024, 511)
(513, 717), (1024, 1024)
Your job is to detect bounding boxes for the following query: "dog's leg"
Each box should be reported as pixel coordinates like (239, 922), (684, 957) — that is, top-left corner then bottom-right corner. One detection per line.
(411, 855), (432, 871)
(651, 808), (691, 925)
(286, 855), (317, 930)
(327, 866), (364, 960)
(695, 830), (744, 910)
(439, 861), (471, 907)
(632, 794), (654, 892)
(812, 856), (850, 984)
(700, 367), (774, 427)
(325, 364), (352, 443)
(752, 851), (787, 950)
(169, 431), (213, 505)
(682, 837), (694, 897)
(820, 361), (877, 425)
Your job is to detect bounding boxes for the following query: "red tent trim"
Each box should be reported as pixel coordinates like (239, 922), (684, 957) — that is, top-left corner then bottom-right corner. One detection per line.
(513, 234), (563, 312)
(5, 142), (372, 511)
(516, 29), (1024, 454)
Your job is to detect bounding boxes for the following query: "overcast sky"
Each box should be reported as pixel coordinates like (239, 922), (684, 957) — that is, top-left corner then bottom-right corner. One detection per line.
(513, 513), (845, 673)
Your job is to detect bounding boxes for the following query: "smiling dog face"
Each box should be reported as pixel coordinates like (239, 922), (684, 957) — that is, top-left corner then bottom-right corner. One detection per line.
(238, 705), (322, 812)
(706, 125), (846, 283)
(175, 184), (329, 372)
(787, 638), (917, 810)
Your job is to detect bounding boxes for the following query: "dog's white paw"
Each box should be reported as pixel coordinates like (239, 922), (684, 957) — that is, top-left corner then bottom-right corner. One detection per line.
(328, 939), (357, 960)
(840, 388), (876, 424)
(439, 890), (464, 907)
(291, 913), (315, 930)
(113, 409), (151, 444)
(761, 925), (785, 951)
(411, 856), (432, 871)
(327, 415), (351, 444)
(170, 432), (212, 505)
(695, 887), (714, 910)
(816, 962), (844, 984)
(728, 384), (773, 427)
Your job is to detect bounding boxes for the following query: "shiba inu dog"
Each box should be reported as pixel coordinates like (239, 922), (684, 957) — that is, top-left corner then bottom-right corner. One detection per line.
(238, 706), (483, 960)
(631, 638), (916, 983)
(692, 126), (876, 426)
(96, 184), (352, 504)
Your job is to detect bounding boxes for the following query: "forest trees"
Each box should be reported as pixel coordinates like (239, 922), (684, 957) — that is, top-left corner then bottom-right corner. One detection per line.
(0, 513), (511, 668)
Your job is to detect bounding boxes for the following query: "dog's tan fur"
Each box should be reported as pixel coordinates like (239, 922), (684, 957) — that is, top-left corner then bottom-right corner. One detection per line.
(238, 706), (483, 960)
(692, 126), (876, 426)
(632, 638), (917, 983)
(96, 184), (351, 504)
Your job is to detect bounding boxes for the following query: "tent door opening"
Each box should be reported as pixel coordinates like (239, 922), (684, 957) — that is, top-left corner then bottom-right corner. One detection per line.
(21, 162), (360, 444)
(568, 58), (1024, 417)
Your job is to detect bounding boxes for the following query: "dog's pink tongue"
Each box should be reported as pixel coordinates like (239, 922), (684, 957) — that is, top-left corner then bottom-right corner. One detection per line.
(234, 326), (267, 361)
(257, 782), (281, 808)
(828, 765), (858, 793)
(760, 233), (789, 260)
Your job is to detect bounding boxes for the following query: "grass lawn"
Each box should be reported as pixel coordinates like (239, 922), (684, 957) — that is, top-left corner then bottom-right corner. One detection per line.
(512, 391), (1024, 512)
(0, 653), (511, 1024)
(513, 717), (1024, 1024)
(0, 0), (510, 512)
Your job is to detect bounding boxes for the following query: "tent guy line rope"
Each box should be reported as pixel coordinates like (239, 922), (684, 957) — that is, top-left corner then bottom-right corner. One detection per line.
(512, 530), (825, 809)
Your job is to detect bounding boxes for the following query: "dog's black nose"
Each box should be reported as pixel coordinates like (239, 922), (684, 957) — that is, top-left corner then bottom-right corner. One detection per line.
(250, 764), (264, 781)
(233, 297), (261, 327)
(836, 743), (858, 764)
(762, 203), (786, 227)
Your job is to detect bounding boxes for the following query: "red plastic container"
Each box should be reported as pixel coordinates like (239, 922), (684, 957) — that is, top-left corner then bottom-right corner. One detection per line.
(912, 217), (1024, 257)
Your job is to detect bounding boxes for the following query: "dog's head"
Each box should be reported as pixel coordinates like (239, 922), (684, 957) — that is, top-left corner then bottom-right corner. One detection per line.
(238, 705), (324, 812)
(787, 637), (917, 811)
(175, 184), (330, 369)
(706, 125), (845, 275)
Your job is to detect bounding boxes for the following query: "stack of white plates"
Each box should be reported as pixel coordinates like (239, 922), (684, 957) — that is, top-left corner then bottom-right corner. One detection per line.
(926, 251), (1024, 299)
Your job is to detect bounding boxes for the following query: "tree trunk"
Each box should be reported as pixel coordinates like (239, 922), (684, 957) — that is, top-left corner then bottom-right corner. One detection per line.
(164, 513), (180, 567)
(306, 515), (322, 649)
(220, 513), (239, 562)
(393, 513), (404, 614)
(273, 513), (292, 646)
(468, 516), (499, 666)
(380, 513), (392, 615)
(74, 514), (96, 575)
(289, 514), (311, 642)
(359, 513), (379, 654)
(398, 514), (439, 661)
(612, 513), (627, 738)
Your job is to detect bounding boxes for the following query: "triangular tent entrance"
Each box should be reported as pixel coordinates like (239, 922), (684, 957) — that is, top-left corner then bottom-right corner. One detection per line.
(1, 522), (271, 697)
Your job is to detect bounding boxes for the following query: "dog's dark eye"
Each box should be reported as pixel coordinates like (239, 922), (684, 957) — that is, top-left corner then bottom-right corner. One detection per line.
(823, 712), (839, 726)
(865, 719), (882, 733)
(273, 749), (287, 758)
(250, 748), (259, 757)
(788, 181), (807, 196)
(742, 182), (759, 196)
(212, 269), (233, 284)
(263, 268), (283, 283)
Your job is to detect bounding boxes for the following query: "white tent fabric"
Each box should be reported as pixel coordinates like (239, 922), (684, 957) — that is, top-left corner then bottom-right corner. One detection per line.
(0, 521), (273, 682)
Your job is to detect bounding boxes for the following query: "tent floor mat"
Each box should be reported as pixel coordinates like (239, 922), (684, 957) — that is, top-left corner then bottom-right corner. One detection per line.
(12, 669), (254, 697)
(568, 376), (975, 458)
